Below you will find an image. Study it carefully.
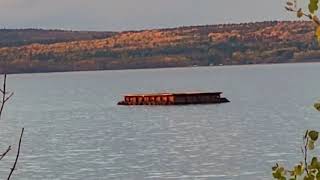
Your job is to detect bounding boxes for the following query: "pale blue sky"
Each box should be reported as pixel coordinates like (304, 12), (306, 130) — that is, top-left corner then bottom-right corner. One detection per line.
(0, 0), (301, 31)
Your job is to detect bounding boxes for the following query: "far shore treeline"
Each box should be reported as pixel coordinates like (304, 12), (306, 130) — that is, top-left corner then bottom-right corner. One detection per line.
(0, 21), (319, 74)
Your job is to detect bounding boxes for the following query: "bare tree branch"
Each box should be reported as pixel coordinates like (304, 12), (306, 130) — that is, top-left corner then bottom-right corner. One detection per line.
(0, 73), (24, 179)
(7, 128), (24, 180)
(0, 74), (7, 118)
(0, 146), (11, 161)
(0, 73), (14, 169)
(0, 74), (14, 121)
(4, 92), (14, 103)
(304, 137), (309, 175)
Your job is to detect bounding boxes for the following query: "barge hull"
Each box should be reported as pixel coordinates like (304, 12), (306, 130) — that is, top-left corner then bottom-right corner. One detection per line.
(118, 92), (230, 105)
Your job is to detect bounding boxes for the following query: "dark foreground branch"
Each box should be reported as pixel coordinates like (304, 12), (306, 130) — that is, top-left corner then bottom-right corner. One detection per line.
(303, 136), (309, 175)
(7, 128), (24, 180)
(0, 146), (11, 161)
(0, 74), (14, 119)
(0, 73), (23, 179)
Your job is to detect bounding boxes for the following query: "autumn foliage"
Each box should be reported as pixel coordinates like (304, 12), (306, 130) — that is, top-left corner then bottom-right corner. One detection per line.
(0, 21), (319, 73)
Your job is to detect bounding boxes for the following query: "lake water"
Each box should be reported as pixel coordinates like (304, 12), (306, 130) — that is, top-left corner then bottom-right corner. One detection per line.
(0, 63), (320, 179)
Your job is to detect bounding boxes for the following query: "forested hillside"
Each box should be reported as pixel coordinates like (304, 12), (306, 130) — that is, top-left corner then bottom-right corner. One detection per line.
(0, 21), (319, 73)
(0, 29), (115, 47)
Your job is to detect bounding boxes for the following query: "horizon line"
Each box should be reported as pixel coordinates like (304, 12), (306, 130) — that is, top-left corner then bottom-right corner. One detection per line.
(0, 20), (307, 33)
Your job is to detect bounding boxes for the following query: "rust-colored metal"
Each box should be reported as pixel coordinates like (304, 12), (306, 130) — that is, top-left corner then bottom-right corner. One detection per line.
(117, 92), (230, 105)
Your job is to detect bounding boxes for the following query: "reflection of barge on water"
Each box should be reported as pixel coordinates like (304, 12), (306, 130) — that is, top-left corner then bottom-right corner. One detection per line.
(117, 92), (230, 105)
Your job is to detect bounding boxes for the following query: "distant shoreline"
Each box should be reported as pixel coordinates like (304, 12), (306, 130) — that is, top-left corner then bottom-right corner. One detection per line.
(6, 61), (320, 76)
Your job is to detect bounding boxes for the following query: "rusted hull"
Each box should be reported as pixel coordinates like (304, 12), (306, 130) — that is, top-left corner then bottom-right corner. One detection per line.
(117, 92), (230, 106)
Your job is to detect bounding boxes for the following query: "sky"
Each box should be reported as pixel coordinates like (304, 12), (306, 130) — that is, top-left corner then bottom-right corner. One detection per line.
(0, 0), (301, 31)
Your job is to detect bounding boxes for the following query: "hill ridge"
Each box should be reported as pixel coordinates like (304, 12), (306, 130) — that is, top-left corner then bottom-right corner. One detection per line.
(0, 21), (319, 74)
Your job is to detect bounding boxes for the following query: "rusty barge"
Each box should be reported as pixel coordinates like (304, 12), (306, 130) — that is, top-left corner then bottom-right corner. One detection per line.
(117, 92), (230, 105)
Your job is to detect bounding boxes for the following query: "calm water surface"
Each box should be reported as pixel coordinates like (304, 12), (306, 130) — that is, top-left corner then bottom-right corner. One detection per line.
(0, 63), (320, 180)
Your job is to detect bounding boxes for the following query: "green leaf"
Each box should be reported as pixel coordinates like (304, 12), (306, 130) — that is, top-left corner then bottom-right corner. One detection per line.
(310, 157), (319, 169)
(315, 103), (320, 111)
(309, 131), (319, 141)
(309, 0), (319, 14)
(273, 171), (282, 179)
(305, 174), (316, 180)
(280, 176), (286, 180)
(316, 171), (320, 179)
(273, 166), (286, 179)
(308, 140), (315, 150)
(294, 164), (304, 176)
